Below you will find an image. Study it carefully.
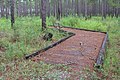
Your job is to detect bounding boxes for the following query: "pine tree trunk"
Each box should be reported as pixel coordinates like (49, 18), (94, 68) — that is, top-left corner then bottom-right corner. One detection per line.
(111, 7), (114, 18)
(5, 1), (9, 19)
(59, 0), (62, 17)
(56, 0), (61, 20)
(18, 0), (22, 17)
(102, 0), (106, 19)
(85, 0), (88, 20)
(81, 0), (84, 16)
(35, 0), (39, 16)
(10, 0), (15, 28)
(39, 0), (41, 18)
(29, 0), (32, 16)
(41, 0), (47, 30)
(98, 0), (101, 16)
(115, 8), (119, 18)
(47, 0), (50, 17)
(72, 0), (75, 16)
(75, 0), (79, 16)
(1, 1), (4, 17)
(23, 1), (27, 16)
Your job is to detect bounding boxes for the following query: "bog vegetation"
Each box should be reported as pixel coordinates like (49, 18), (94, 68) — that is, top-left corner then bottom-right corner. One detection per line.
(0, 0), (120, 79)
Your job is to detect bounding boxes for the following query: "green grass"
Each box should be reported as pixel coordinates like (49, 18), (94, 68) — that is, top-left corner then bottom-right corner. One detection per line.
(0, 17), (68, 60)
(0, 16), (120, 79)
(60, 16), (108, 32)
(0, 17), (70, 79)
(0, 60), (70, 80)
(103, 18), (120, 79)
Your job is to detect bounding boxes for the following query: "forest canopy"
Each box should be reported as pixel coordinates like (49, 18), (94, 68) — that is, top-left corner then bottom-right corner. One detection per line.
(0, 0), (119, 18)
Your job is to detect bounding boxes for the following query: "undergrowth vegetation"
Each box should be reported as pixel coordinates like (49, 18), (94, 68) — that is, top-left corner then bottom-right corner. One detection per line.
(60, 16), (108, 32)
(0, 16), (120, 79)
(0, 17), (68, 60)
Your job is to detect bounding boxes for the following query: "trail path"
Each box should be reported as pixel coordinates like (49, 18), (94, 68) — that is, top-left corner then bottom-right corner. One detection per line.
(33, 27), (106, 70)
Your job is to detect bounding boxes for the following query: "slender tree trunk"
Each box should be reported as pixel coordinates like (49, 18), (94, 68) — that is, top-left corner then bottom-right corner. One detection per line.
(16, 0), (19, 17)
(88, 4), (92, 19)
(59, 0), (62, 17)
(10, 0), (15, 28)
(102, 0), (104, 19)
(56, 0), (61, 20)
(98, 0), (101, 16)
(118, 8), (120, 17)
(18, 0), (22, 17)
(5, 2), (9, 19)
(78, 0), (81, 16)
(115, 7), (119, 18)
(23, 1), (27, 16)
(85, 0), (88, 20)
(75, 0), (79, 16)
(29, 0), (32, 16)
(102, 0), (106, 19)
(39, 0), (41, 18)
(108, 5), (112, 17)
(0, 5), (1, 18)
(102, 0), (106, 20)
(47, 0), (50, 17)
(67, 0), (71, 16)
(26, 1), (29, 16)
(63, 0), (68, 16)
(41, 0), (47, 30)
(53, 0), (56, 17)
(1, 1), (4, 17)
(111, 7), (114, 18)
(5, 7), (8, 19)
(35, 0), (39, 16)
(81, 0), (84, 16)
(72, 0), (75, 16)
(56, 0), (58, 18)
(62, 0), (65, 16)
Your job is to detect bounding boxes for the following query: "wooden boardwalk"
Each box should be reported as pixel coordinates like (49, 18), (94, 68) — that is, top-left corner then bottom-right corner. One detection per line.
(32, 27), (106, 70)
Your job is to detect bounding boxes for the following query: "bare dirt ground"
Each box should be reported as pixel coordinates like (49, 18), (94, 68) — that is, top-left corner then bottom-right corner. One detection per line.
(32, 27), (106, 71)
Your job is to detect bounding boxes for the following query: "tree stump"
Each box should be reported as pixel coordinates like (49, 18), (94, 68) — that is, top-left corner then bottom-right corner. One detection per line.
(43, 33), (53, 41)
